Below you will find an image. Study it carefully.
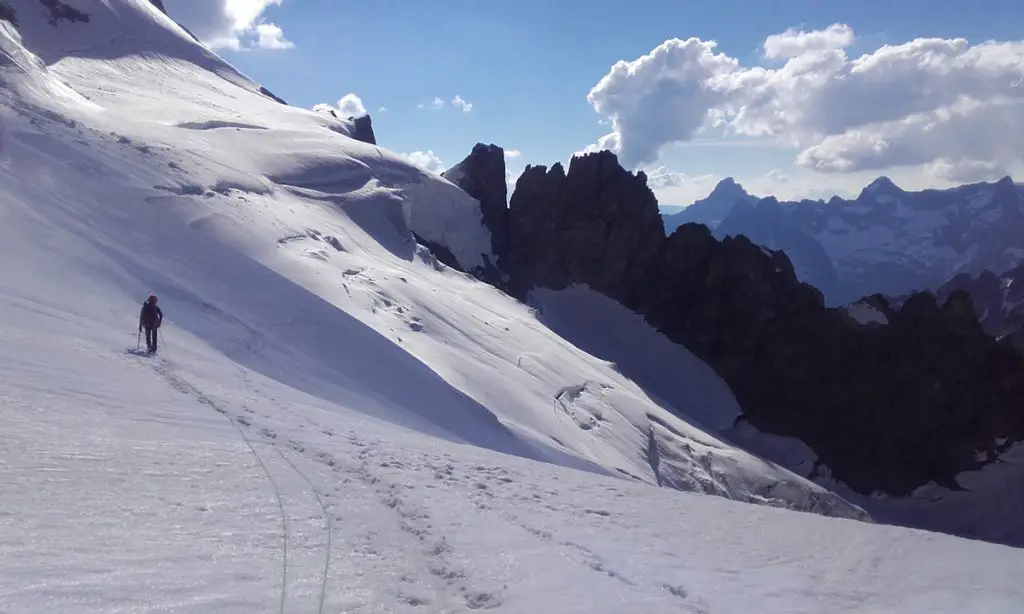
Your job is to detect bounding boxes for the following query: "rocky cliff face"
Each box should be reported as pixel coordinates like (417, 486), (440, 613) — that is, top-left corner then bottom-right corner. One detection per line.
(436, 147), (1024, 497)
(0, 1), (16, 25)
(350, 114), (376, 146)
(505, 152), (665, 302)
(441, 144), (509, 265)
(936, 264), (1024, 353)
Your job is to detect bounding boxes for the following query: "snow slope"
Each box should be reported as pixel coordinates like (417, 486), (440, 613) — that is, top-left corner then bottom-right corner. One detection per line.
(2, 1), (1024, 611)
(0, 0), (859, 515)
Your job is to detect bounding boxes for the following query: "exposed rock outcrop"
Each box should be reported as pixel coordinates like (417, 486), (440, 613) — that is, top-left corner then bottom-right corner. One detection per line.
(350, 114), (375, 145)
(259, 86), (287, 106)
(473, 150), (1024, 497)
(148, 0), (167, 15)
(0, 1), (17, 25)
(39, 0), (89, 24)
(505, 152), (665, 302)
(936, 263), (1024, 354)
(442, 144), (508, 260)
(317, 107), (375, 145)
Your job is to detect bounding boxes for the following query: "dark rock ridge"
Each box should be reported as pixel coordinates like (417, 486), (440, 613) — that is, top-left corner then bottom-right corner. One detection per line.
(442, 144), (509, 259)
(0, 1), (16, 25)
(350, 114), (375, 145)
(259, 86), (287, 106)
(438, 145), (505, 284)
(39, 0), (88, 24)
(717, 196), (842, 300)
(935, 263), (1024, 353)
(320, 108), (375, 145)
(433, 147), (1024, 497)
(505, 153), (666, 303)
(148, 0), (167, 15)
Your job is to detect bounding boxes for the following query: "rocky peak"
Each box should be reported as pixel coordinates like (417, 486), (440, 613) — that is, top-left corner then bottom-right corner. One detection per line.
(350, 114), (376, 146)
(936, 263), (1024, 352)
(663, 175), (758, 232)
(860, 175), (902, 199)
(708, 176), (749, 200)
(148, 0), (167, 15)
(504, 150), (664, 302)
(441, 143), (508, 267)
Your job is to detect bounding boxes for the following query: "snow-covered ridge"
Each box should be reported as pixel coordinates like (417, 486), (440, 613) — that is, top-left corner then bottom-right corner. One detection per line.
(0, 0), (860, 516)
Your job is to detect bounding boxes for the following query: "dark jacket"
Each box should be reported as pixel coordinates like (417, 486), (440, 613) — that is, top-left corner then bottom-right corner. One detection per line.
(139, 302), (163, 329)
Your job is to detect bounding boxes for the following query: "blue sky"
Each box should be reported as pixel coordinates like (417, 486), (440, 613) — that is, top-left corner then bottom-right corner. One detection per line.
(170, 0), (1024, 205)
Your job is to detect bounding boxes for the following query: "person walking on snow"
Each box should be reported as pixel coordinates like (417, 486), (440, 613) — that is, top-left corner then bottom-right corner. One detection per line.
(139, 294), (163, 353)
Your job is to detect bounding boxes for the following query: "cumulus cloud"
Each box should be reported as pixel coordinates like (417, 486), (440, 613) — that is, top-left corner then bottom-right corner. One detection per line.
(313, 93), (368, 119)
(642, 166), (715, 189)
(924, 158), (1008, 183)
(763, 24), (854, 60)
(401, 151), (446, 174)
(253, 22), (293, 50)
(505, 149), (522, 159)
(587, 26), (1024, 177)
(451, 95), (473, 113)
(766, 168), (789, 183)
(163, 0), (292, 50)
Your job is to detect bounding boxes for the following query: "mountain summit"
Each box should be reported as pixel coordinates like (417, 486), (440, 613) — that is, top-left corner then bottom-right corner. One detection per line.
(663, 176), (758, 233)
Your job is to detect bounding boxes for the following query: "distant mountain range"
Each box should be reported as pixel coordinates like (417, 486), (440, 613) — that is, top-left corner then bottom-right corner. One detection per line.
(665, 176), (1024, 305)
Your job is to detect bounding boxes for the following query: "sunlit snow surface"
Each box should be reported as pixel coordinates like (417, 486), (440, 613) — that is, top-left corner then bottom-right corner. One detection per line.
(1, 1), (1023, 612)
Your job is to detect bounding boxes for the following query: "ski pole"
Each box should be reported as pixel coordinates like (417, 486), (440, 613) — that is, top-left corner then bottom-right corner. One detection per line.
(137, 329), (142, 351)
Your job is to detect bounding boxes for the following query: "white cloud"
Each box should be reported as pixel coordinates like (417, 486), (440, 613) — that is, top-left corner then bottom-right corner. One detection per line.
(163, 0), (292, 50)
(642, 166), (716, 190)
(763, 24), (854, 60)
(252, 23), (293, 50)
(766, 168), (789, 183)
(451, 95), (473, 113)
(924, 158), (1008, 183)
(379, 106), (388, 113)
(417, 98), (445, 111)
(313, 93), (368, 119)
(587, 26), (1024, 178)
(416, 96), (474, 113)
(336, 93), (367, 117)
(503, 150), (524, 190)
(401, 151), (446, 174)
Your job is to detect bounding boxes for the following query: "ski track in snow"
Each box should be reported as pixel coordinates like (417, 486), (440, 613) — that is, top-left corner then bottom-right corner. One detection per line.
(135, 349), (334, 614)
